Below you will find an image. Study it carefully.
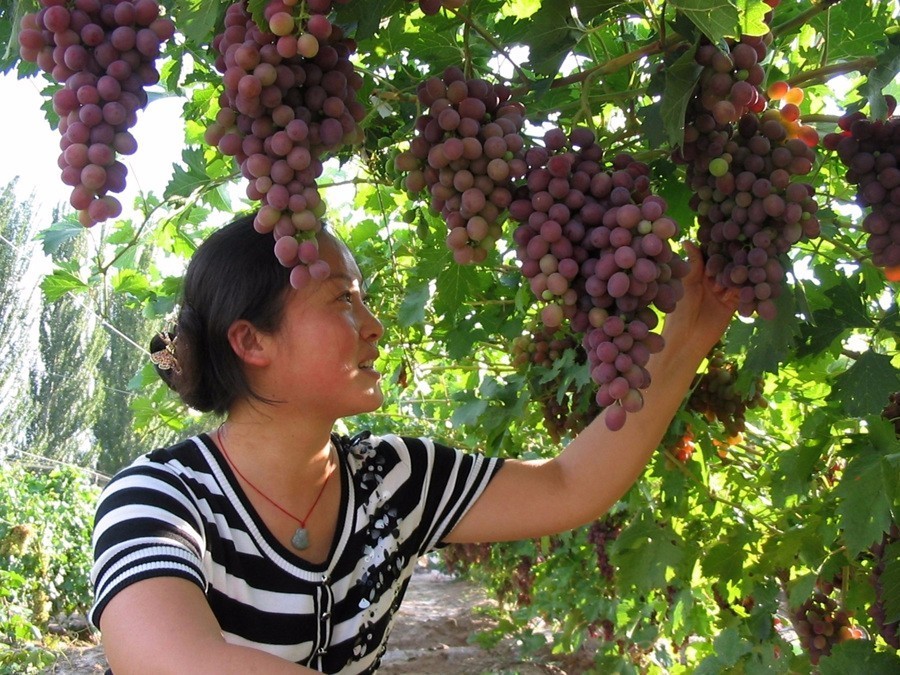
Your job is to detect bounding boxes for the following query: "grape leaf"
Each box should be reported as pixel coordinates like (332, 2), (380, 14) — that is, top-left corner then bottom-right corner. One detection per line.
(835, 453), (895, 556)
(397, 282), (429, 327)
(333, 0), (398, 43)
(713, 627), (751, 666)
(732, 289), (800, 375)
(829, 351), (900, 417)
(175, 0), (221, 45)
(671, 0), (740, 44)
(40, 269), (88, 302)
(520, 3), (578, 76)
(883, 541), (900, 624)
(611, 515), (684, 592)
(451, 398), (488, 428)
(660, 47), (702, 150)
(865, 41), (900, 120)
(818, 638), (900, 674)
(700, 533), (754, 586)
(738, 0), (770, 37)
(38, 218), (84, 256)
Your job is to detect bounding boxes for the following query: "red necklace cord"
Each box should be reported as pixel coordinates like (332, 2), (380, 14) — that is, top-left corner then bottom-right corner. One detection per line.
(216, 426), (334, 531)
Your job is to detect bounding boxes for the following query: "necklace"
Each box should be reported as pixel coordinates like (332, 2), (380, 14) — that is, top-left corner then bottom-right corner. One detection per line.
(216, 426), (335, 551)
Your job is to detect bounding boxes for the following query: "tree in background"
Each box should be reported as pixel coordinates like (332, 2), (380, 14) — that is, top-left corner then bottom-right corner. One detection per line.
(25, 227), (108, 465)
(0, 180), (41, 453)
(91, 247), (185, 474)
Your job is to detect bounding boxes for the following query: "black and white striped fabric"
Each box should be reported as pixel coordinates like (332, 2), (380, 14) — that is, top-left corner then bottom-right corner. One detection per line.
(90, 431), (503, 673)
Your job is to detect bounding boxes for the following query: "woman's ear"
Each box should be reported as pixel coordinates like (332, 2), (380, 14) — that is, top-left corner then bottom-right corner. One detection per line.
(227, 319), (271, 367)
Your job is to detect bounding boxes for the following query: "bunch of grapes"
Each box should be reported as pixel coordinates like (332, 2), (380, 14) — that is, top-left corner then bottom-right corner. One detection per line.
(666, 425), (695, 463)
(586, 511), (626, 583)
(509, 126), (689, 430)
(206, 0), (363, 287)
(883, 391), (900, 437)
(512, 324), (601, 441)
(823, 102), (900, 270)
(406, 0), (466, 15)
(789, 591), (858, 665)
(675, 25), (822, 320)
(17, 0), (175, 226)
(687, 347), (766, 437)
(394, 67), (528, 264)
(683, 107), (821, 319)
(689, 36), (769, 127)
(868, 523), (900, 649)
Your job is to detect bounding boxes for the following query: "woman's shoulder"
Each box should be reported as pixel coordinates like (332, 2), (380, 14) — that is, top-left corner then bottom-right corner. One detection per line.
(104, 434), (216, 490)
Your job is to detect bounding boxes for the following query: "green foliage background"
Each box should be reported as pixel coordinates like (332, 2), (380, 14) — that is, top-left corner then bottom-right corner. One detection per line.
(0, 0), (898, 671)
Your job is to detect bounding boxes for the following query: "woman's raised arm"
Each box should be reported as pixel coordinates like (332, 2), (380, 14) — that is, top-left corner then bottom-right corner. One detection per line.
(446, 243), (738, 544)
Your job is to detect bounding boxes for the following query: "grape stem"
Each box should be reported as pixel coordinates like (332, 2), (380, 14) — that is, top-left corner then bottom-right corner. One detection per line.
(772, 0), (844, 40)
(787, 57), (879, 89)
(447, 7), (531, 84)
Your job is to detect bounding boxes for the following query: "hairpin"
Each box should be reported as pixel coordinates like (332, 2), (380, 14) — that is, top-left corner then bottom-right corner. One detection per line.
(150, 332), (180, 374)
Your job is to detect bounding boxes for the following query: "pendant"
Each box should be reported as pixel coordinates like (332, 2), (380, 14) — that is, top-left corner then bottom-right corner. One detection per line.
(291, 527), (310, 550)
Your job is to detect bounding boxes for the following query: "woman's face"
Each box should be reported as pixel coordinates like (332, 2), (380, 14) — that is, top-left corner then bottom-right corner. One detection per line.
(261, 232), (385, 421)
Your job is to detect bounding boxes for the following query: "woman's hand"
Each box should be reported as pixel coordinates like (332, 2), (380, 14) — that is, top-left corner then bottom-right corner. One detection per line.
(661, 241), (740, 362)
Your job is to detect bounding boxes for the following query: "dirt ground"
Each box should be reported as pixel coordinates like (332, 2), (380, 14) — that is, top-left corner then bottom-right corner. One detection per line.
(48, 570), (579, 674)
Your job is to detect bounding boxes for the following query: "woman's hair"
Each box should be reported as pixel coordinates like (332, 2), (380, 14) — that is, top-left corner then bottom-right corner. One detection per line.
(149, 211), (293, 414)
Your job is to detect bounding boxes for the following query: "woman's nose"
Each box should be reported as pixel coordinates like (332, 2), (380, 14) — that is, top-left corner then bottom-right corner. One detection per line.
(361, 305), (384, 342)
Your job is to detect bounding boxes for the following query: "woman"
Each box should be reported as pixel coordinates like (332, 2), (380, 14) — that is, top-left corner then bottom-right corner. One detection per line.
(89, 211), (737, 673)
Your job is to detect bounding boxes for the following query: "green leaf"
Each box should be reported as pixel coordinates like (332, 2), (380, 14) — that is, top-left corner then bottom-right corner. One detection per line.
(818, 637), (900, 674)
(660, 47), (702, 151)
(738, 0), (770, 37)
(830, 351), (900, 417)
(111, 270), (151, 297)
(397, 282), (430, 327)
(865, 41), (900, 120)
(174, 0), (221, 45)
(40, 269), (89, 301)
(835, 453), (895, 556)
(734, 289), (800, 375)
(38, 218), (83, 256)
(611, 514), (684, 592)
(671, 0), (740, 44)
(882, 541), (900, 624)
(521, 3), (579, 76)
(164, 159), (211, 200)
(450, 398), (488, 428)
(700, 533), (754, 586)
(713, 627), (751, 666)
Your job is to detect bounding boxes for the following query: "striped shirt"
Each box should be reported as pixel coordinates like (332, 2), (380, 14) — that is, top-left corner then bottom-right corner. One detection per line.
(90, 431), (503, 673)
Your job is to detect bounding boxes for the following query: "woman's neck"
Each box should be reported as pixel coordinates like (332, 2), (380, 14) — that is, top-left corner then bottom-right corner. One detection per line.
(217, 405), (336, 484)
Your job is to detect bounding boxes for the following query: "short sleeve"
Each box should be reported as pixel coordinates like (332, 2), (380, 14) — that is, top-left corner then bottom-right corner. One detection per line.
(88, 459), (208, 630)
(385, 435), (504, 554)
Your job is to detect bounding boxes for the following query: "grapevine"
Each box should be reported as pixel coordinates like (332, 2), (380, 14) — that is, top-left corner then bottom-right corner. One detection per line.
(510, 126), (688, 430)
(394, 67), (528, 264)
(823, 101), (900, 271)
(17, 0), (175, 226)
(207, 0), (363, 287)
